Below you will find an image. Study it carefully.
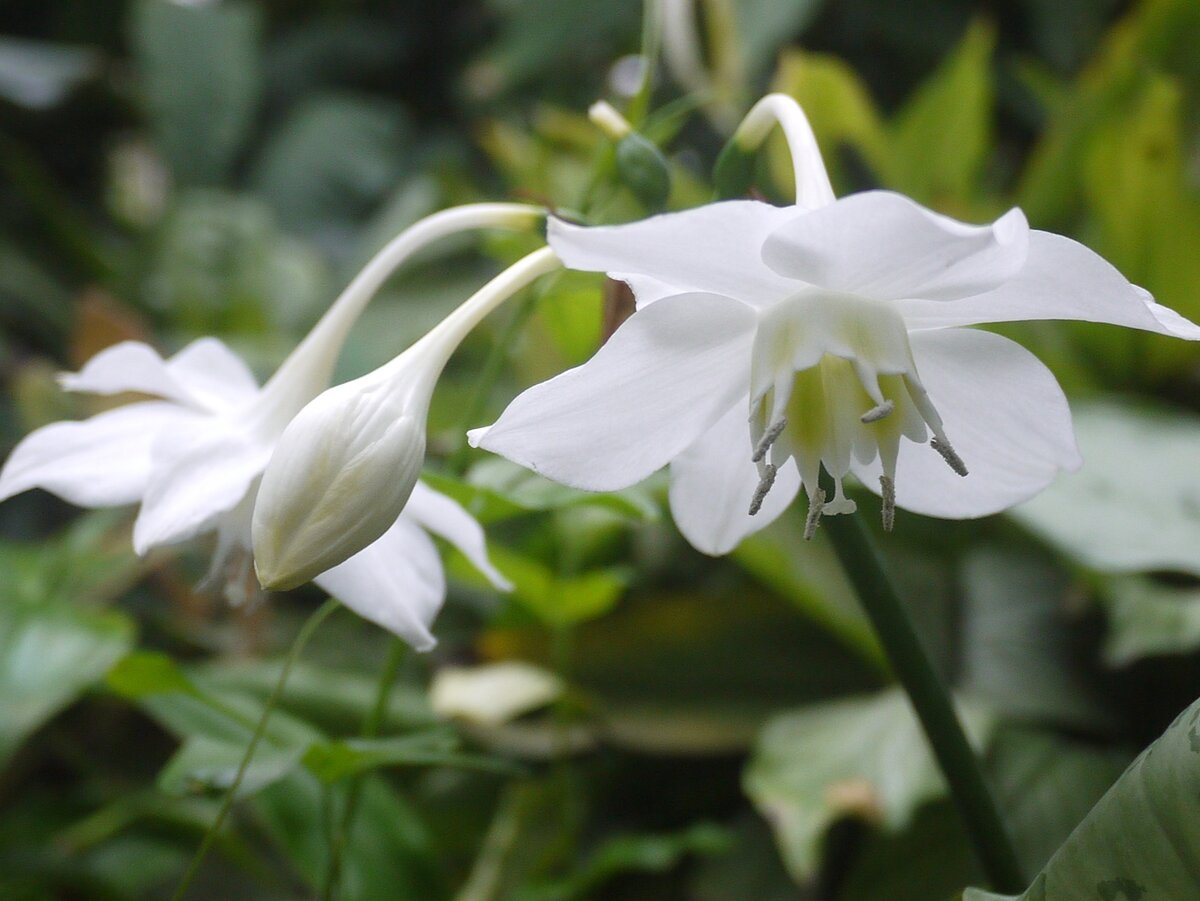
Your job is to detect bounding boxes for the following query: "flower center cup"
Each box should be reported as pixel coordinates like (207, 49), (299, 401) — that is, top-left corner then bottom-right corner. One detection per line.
(748, 291), (968, 536)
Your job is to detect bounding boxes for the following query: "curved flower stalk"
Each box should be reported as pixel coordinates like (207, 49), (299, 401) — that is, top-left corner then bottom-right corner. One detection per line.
(471, 96), (1200, 556)
(0, 203), (543, 649)
(252, 246), (562, 590)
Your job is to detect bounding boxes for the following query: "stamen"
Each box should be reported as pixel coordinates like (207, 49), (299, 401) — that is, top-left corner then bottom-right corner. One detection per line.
(748, 463), (777, 515)
(861, 399), (894, 423)
(879, 475), (895, 531)
(930, 436), (968, 477)
(803, 488), (826, 540)
(752, 416), (788, 463)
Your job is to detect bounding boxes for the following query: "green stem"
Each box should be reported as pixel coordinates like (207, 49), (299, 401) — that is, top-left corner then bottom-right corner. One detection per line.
(322, 637), (409, 900)
(172, 598), (341, 901)
(819, 512), (1026, 893)
(627, 0), (661, 128)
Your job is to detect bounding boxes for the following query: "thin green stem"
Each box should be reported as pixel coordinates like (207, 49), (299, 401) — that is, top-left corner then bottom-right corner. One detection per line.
(322, 637), (409, 900)
(172, 598), (341, 901)
(819, 512), (1026, 893)
(627, 0), (662, 128)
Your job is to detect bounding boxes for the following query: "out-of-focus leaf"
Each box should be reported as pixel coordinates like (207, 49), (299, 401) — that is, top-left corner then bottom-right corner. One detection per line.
(130, 0), (261, 186)
(0, 602), (134, 765)
(158, 735), (304, 799)
(530, 270), (604, 368)
(519, 822), (731, 901)
(1098, 575), (1200, 666)
(303, 733), (520, 784)
(732, 0), (825, 83)
(485, 589), (881, 754)
(144, 190), (327, 339)
(840, 802), (977, 901)
(1012, 401), (1200, 578)
(959, 549), (1109, 729)
(989, 727), (1130, 876)
(255, 771), (443, 900)
(688, 814), (799, 901)
(771, 49), (888, 188)
(250, 93), (410, 237)
(485, 544), (630, 626)
(0, 37), (100, 109)
(964, 697), (1200, 901)
(744, 687), (993, 882)
(887, 20), (995, 209)
(734, 509), (882, 669)
(425, 459), (659, 525)
(1019, 0), (1123, 72)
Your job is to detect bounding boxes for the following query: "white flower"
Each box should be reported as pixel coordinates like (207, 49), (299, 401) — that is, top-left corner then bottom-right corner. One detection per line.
(470, 120), (1200, 555)
(253, 246), (559, 590)
(0, 203), (542, 649)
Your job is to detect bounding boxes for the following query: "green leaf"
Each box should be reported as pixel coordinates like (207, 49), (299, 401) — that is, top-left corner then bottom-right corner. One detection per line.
(302, 732), (521, 783)
(732, 0), (824, 82)
(1012, 400), (1200, 578)
(130, 0), (261, 185)
(886, 20), (995, 207)
(1097, 575), (1200, 666)
(744, 687), (993, 882)
(0, 603), (134, 765)
(959, 549), (1109, 729)
(964, 696), (1200, 900)
(250, 93), (410, 233)
(484, 544), (630, 626)
(158, 735), (304, 799)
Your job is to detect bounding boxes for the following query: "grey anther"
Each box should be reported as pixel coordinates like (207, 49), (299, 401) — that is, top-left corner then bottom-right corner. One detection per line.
(752, 417), (788, 463)
(861, 399), (895, 423)
(879, 475), (895, 532)
(803, 488), (826, 540)
(749, 463), (777, 515)
(930, 437), (968, 477)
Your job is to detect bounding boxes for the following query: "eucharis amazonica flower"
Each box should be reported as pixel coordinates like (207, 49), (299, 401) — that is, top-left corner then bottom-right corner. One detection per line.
(471, 95), (1200, 555)
(0, 203), (544, 649)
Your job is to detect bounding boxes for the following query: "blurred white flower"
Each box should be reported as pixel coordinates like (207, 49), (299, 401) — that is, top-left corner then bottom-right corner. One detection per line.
(472, 101), (1200, 555)
(0, 203), (542, 648)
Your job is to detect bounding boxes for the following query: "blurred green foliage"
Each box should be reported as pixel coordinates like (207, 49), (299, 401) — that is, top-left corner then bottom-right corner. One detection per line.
(1, 0), (1199, 899)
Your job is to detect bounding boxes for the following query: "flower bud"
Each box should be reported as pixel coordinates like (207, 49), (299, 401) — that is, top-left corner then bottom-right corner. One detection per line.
(252, 369), (429, 591)
(615, 132), (671, 211)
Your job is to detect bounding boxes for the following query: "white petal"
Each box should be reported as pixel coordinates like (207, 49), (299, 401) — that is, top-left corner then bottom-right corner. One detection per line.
(58, 341), (193, 403)
(132, 423), (272, 554)
(0, 402), (198, 507)
(850, 328), (1080, 518)
(898, 230), (1200, 338)
(548, 202), (802, 307)
(58, 337), (262, 412)
(470, 292), (757, 491)
(761, 191), (1029, 302)
(313, 517), (444, 651)
(668, 402), (802, 555)
(404, 481), (511, 591)
(165, 337), (261, 411)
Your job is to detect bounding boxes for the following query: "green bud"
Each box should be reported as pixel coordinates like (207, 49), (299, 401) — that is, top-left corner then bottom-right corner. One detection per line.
(615, 132), (671, 211)
(714, 140), (756, 199)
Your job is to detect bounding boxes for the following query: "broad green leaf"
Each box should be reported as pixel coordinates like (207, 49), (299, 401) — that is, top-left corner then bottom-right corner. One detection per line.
(519, 822), (731, 901)
(425, 459), (658, 525)
(0, 603), (134, 765)
(959, 549), (1109, 729)
(130, 0), (261, 185)
(887, 20), (995, 209)
(303, 734), (521, 783)
(989, 727), (1130, 876)
(158, 735), (305, 799)
(734, 509), (882, 669)
(731, 0), (824, 82)
(771, 49), (888, 191)
(744, 687), (993, 882)
(688, 814), (798, 901)
(250, 93), (410, 234)
(1098, 575), (1200, 666)
(1012, 401), (1200, 578)
(483, 544), (630, 626)
(964, 696), (1200, 900)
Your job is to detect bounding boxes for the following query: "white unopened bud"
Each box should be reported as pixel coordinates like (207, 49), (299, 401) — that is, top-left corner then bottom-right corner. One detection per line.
(252, 366), (430, 591)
